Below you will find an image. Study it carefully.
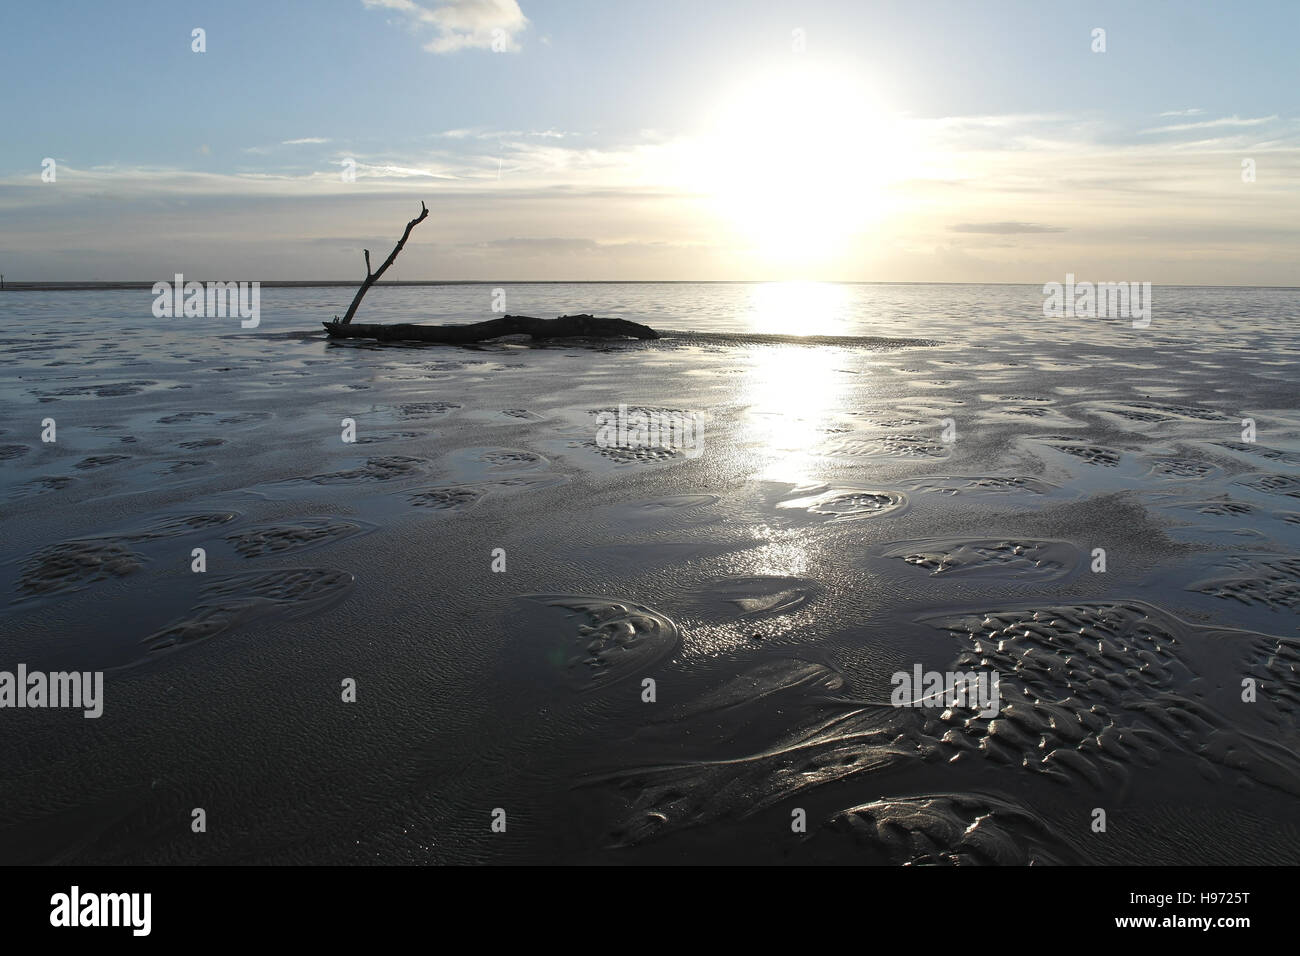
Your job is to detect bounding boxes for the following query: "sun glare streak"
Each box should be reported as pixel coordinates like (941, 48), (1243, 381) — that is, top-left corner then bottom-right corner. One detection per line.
(738, 303), (855, 485)
(742, 348), (846, 484)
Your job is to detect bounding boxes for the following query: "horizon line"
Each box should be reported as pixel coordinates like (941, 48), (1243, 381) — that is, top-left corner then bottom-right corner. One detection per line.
(4, 280), (1299, 291)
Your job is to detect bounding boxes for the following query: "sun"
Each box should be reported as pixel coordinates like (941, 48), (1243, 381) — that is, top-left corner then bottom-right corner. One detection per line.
(694, 61), (902, 272)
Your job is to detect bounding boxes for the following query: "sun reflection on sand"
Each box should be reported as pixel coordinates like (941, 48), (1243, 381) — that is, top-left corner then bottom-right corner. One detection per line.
(739, 355), (852, 486)
(732, 283), (903, 486)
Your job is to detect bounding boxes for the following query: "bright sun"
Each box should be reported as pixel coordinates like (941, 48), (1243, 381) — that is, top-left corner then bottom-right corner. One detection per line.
(695, 61), (901, 271)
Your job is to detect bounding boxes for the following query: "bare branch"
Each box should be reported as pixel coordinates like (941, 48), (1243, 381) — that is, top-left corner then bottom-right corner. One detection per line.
(338, 202), (430, 325)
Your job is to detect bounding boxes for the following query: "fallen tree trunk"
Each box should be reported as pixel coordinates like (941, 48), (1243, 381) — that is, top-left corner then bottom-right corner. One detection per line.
(323, 313), (659, 343)
(336, 201), (429, 325)
(327, 204), (658, 343)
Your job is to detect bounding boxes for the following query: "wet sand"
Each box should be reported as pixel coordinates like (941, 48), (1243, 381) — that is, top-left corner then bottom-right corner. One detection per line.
(0, 284), (1297, 864)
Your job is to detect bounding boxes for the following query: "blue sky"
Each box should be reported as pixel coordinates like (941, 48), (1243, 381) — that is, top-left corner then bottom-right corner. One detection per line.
(2, 0), (1298, 282)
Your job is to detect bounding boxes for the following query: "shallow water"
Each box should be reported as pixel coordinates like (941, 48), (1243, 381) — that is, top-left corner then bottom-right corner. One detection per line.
(0, 282), (1296, 864)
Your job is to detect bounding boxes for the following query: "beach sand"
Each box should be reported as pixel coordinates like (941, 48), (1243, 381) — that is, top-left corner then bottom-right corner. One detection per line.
(0, 284), (1297, 864)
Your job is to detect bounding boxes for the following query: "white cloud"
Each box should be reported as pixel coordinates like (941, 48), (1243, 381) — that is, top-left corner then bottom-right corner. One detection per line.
(243, 138), (333, 154)
(432, 127), (569, 141)
(1142, 114), (1278, 134)
(6, 112), (1300, 284)
(363, 0), (528, 53)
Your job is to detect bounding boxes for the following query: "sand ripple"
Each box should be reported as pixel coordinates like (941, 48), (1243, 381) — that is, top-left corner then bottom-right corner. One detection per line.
(778, 488), (907, 521)
(527, 595), (680, 690)
(825, 792), (1083, 865)
(19, 540), (142, 595)
(144, 568), (354, 654)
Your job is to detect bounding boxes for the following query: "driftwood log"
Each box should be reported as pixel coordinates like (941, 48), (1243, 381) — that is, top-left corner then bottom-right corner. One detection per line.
(324, 313), (659, 343)
(328, 202), (659, 343)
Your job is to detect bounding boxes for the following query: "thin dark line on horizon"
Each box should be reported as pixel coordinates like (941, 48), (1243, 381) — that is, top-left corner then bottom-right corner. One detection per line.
(4, 281), (1299, 291)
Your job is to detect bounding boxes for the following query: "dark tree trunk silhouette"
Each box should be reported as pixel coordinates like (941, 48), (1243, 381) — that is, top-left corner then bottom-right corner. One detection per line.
(324, 313), (659, 343)
(327, 201), (659, 343)
(337, 201), (429, 325)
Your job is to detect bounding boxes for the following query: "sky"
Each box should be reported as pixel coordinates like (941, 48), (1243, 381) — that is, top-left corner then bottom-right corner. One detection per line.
(2, 0), (1298, 284)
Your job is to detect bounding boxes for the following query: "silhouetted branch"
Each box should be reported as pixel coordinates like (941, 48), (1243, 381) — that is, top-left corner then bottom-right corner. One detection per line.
(339, 201), (428, 324)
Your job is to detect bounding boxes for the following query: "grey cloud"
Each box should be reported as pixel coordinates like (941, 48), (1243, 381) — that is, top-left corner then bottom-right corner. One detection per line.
(950, 222), (1067, 234)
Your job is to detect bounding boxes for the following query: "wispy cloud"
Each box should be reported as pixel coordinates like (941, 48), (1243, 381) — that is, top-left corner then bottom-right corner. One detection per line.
(950, 222), (1066, 234)
(6, 109), (1299, 284)
(363, 0), (529, 53)
(243, 137), (333, 155)
(348, 160), (460, 180)
(432, 127), (570, 141)
(1142, 114), (1278, 134)
(480, 237), (599, 252)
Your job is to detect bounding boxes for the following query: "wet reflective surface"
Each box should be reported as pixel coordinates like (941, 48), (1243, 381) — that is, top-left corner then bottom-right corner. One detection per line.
(0, 282), (1296, 863)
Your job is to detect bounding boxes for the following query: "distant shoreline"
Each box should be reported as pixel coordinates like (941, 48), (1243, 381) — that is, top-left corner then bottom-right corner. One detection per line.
(2, 280), (1298, 291)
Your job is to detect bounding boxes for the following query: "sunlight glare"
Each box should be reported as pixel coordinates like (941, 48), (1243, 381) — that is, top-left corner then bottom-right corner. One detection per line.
(697, 61), (904, 270)
(747, 280), (851, 336)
